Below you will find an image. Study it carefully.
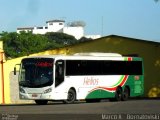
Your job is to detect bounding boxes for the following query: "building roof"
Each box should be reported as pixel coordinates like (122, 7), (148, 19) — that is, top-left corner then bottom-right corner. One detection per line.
(106, 35), (160, 44)
(71, 34), (160, 48)
(46, 19), (65, 23)
(17, 27), (34, 30)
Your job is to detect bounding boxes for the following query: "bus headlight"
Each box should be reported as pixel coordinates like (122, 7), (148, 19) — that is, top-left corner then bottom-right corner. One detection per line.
(19, 87), (25, 93)
(44, 88), (52, 94)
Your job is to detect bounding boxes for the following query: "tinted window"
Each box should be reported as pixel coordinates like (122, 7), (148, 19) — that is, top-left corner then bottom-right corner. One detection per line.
(55, 60), (65, 87)
(19, 58), (54, 88)
(66, 60), (143, 76)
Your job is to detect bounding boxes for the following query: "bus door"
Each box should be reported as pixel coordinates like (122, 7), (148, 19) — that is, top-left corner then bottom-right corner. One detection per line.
(55, 60), (65, 87)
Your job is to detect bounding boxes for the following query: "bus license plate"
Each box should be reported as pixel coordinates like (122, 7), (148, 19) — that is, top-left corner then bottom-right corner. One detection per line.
(32, 94), (38, 97)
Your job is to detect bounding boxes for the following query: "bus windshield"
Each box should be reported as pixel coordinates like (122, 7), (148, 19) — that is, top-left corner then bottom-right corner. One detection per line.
(19, 58), (54, 88)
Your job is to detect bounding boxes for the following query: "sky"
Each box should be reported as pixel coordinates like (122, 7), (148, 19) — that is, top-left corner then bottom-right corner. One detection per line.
(0, 0), (160, 42)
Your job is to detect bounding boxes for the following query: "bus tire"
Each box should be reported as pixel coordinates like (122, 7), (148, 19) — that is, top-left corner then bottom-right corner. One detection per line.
(122, 87), (130, 101)
(109, 87), (122, 102)
(115, 87), (122, 101)
(63, 89), (76, 104)
(35, 100), (48, 105)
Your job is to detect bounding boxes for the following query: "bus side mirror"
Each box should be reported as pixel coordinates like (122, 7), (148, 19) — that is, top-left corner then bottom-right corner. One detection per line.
(14, 67), (16, 75)
(14, 64), (20, 75)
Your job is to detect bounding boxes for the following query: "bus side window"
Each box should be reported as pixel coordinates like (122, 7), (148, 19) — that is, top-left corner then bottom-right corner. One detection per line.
(55, 60), (64, 87)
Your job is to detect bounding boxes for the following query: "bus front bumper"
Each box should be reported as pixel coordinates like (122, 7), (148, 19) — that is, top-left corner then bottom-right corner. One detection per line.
(19, 92), (54, 100)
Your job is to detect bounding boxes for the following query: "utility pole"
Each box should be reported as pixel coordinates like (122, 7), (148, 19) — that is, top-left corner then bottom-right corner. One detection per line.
(0, 41), (5, 104)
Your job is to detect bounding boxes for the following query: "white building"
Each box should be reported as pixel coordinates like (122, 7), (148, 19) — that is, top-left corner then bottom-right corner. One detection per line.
(63, 26), (84, 40)
(85, 35), (102, 39)
(17, 19), (101, 40)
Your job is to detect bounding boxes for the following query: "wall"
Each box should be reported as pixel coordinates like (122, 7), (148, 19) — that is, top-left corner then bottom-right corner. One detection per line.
(47, 22), (64, 32)
(63, 26), (84, 39)
(85, 35), (101, 39)
(33, 26), (47, 34)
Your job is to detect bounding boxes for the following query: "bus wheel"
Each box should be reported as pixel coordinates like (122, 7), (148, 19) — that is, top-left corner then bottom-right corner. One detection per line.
(63, 89), (76, 104)
(115, 87), (122, 101)
(35, 100), (48, 105)
(122, 87), (129, 101)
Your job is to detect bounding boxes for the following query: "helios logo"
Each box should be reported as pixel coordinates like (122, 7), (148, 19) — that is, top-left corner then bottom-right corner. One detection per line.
(83, 77), (99, 86)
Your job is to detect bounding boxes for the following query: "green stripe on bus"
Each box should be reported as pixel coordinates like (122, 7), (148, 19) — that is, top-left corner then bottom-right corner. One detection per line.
(86, 89), (115, 99)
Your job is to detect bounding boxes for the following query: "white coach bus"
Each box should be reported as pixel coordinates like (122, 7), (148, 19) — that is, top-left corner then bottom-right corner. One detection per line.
(14, 53), (144, 105)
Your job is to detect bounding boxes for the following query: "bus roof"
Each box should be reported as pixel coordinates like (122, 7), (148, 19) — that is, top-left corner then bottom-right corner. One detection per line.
(74, 52), (122, 57)
(26, 53), (142, 61)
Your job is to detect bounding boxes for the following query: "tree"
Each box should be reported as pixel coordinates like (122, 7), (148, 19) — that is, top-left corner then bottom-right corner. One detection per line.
(0, 31), (62, 58)
(45, 32), (78, 45)
(0, 32), (21, 58)
(67, 21), (86, 27)
(0, 31), (79, 59)
(78, 37), (93, 43)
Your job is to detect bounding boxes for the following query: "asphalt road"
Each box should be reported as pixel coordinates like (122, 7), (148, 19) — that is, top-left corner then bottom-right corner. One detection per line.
(0, 99), (160, 120)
